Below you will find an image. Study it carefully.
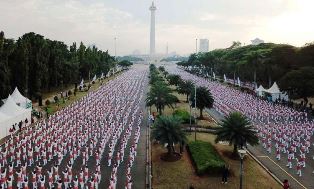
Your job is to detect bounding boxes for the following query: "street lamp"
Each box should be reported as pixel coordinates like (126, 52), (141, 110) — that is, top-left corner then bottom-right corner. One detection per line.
(195, 38), (198, 54)
(189, 100), (192, 132)
(194, 84), (197, 141)
(238, 149), (247, 189)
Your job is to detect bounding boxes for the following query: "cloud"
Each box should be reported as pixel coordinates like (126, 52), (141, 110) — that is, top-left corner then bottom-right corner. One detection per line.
(200, 13), (217, 21)
(0, 0), (148, 55)
(1, 0), (314, 55)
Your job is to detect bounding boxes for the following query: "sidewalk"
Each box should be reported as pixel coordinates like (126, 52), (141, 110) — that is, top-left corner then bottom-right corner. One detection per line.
(206, 108), (311, 189)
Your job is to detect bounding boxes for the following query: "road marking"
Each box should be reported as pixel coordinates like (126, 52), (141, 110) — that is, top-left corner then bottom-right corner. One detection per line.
(258, 155), (307, 189)
(257, 155), (268, 158)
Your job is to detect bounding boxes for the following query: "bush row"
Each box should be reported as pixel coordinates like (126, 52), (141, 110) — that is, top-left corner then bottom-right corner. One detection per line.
(187, 140), (225, 175)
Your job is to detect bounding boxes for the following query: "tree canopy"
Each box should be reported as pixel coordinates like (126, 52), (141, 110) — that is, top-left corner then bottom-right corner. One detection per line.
(0, 31), (116, 99)
(146, 64), (179, 115)
(118, 60), (133, 70)
(178, 42), (314, 98)
(214, 112), (259, 156)
(151, 115), (187, 157)
(189, 86), (214, 119)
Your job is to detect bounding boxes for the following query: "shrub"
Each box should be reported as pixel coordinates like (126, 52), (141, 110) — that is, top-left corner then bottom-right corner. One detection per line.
(188, 140), (225, 175)
(46, 107), (53, 115)
(173, 109), (195, 124)
(45, 99), (51, 106)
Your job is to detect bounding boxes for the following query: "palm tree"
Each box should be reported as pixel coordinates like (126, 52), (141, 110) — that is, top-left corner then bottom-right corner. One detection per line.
(214, 112), (259, 156)
(146, 81), (178, 115)
(177, 80), (194, 102)
(151, 115), (187, 158)
(189, 86), (214, 119)
(167, 74), (182, 86)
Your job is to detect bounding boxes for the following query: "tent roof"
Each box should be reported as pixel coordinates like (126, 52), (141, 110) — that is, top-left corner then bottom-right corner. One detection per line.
(11, 87), (31, 104)
(0, 95), (28, 116)
(256, 85), (266, 92)
(0, 112), (11, 122)
(266, 82), (281, 94)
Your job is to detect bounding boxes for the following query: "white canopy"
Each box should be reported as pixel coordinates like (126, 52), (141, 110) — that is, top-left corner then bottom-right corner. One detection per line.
(255, 85), (266, 97)
(0, 95), (31, 139)
(266, 82), (281, 94)
(237, 77), (241, 87)
(223, 74), (227, 82)
(92, 75), (97, 82)
(11, 87), (32, 109)
(256, 85), (266, 92)
(100, 73), (104, 79)
(213, 72), (216, 80)
(80, 79), (84, 88)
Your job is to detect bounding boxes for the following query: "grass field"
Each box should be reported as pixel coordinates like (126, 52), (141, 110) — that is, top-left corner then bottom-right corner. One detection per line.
(151, 84), (281, 189)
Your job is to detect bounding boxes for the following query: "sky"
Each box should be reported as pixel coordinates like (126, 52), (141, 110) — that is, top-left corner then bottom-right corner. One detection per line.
(1, 0), (314, 56)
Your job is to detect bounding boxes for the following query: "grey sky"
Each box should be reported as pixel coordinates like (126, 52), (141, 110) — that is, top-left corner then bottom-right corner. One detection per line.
(1, 0), (314, 55)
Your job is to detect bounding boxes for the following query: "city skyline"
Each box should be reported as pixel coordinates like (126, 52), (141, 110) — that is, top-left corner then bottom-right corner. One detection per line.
(1, 0), (314, 56)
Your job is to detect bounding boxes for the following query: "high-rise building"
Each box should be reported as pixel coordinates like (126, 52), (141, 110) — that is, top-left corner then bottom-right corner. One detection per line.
(149, 1), (156, 56)
(199, 39), (209, 53)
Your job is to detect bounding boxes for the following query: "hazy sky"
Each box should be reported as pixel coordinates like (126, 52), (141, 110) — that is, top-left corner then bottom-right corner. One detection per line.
(1, 0), (314, 55)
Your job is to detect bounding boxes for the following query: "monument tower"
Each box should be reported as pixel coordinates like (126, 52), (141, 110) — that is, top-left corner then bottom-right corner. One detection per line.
(149, 1), (156, 57)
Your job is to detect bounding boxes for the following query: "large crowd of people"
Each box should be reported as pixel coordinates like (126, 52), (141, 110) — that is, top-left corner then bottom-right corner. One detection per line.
(168, 66), (314, 178)
(0, 67), (148, 189)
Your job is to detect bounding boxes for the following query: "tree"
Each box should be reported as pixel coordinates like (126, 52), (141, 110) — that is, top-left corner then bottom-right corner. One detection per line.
(118, 60), (133, 70)
(0, 31), (13, 98)
(158, 66), (165, 72)
(146, 81), (178, 115)
(214, 112), (258, 156)
(245, 50), (268, 86)
(189, 86), (214, 119)
(167, 74), (182, 86)
(177, 80), (194, 102)
(0, 31), (116, 99)
(280, 67), (314, 99)
(151, 115), (187, 159)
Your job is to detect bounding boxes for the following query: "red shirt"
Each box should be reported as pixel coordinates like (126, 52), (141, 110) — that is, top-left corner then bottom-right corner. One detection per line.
(283, 183), (290, 189)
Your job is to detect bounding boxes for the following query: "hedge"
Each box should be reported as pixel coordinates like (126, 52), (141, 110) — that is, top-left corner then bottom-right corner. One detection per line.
(188, 140), (225, 175)
(173, 109), (195, 124)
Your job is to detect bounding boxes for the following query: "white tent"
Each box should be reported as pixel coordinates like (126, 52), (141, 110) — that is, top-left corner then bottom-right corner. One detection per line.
(255, 85), (266, 97)
(92, 75), (97, 82)
(213, 72), (216, 80)
(237, 77), (241, 87)
(0, 95), (31, 139)
(0, 112), (11, 139)
(224, 74), (227, 82)
(79, 79), (84, 88)
(11, 87), (32, 109)
(100, 73), (104, 79)
(281, 92), (289, 101)
(265, 82), (281, 101)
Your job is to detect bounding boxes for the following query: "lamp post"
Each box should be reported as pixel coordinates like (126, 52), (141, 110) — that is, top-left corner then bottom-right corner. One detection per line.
(195, 38), (198, 54)
(238, 149), (247, 189)
(189, 100), (192, 132)
(194, 84), (197, 141)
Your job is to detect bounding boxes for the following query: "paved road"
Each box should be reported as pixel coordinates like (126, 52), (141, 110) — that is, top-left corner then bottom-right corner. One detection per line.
(206, 108), (312, 189)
